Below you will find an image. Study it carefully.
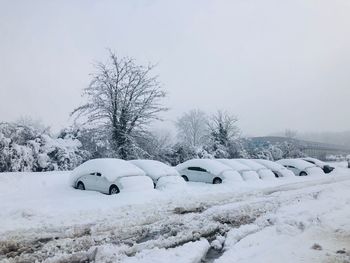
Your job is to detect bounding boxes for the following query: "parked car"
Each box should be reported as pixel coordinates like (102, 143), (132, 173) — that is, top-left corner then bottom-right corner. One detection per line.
(71, 158), (154, 194)
(276, 159), (324, 176)
(300, 157), (335, 174)
(236, 159), (276, 180)
(176, 159), (243, 184)
(216, 159), (260, 181)
(129, 159), (185, 188)
(253, 159), (295, 178)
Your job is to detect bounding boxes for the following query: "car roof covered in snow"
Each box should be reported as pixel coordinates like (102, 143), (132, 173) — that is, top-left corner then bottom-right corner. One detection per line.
(300, 157), (327, 167)
(216, 159), (252, 172)
(276, 159), (316, 169)
(176, 159), (233, 176)
(71, 158), (146, 183)
(129, 159), (179, 180)
(235, 159), (267, 171)
(253, 159), (286, 171)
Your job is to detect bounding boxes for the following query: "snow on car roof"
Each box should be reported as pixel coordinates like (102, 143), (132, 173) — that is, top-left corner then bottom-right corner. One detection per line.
(176, 159), (233, 176)
(216, 159), (252, 172)
(300, 157), (327, 167)
(129, 159), (179, 180)
(71, 158), (145, 183)
(276, 159), (316, 169)
(235, 159), (266, 171)
(253, 159), (286, 171)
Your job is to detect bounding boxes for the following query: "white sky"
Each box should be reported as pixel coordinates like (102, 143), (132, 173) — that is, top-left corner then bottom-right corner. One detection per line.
(1, 0), (350, 136)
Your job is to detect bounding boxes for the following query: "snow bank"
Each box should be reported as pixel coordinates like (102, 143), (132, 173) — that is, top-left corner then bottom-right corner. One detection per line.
(70, 158), (146, 185)
(176, 159), (233, 176)
(217, 179), (350, 263)
(130, 160), (180, 180)
(121, 239), (210, 263)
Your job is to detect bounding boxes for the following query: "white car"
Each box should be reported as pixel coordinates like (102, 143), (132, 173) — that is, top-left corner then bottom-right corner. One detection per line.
(176, 159), (243, 184)
(300, 157), (335, 174)
(129, 159), (185, 188)
(71, 158), (154, 194)
(254, 159), (295, 178)
(276, 159), (324, 176)
(216, 159), (260, 181)
(236, 159), (276, 180)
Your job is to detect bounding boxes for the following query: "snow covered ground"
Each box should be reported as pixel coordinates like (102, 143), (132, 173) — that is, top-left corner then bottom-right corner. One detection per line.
(0, 162), (350, 262)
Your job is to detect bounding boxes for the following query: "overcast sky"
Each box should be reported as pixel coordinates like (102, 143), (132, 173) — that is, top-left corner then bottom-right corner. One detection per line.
(1, 0), (350, 136)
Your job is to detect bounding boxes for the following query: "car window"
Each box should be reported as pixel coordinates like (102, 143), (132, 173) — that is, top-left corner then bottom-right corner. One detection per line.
(89, 172), (102, 176)
(305, 160), (314, 164)
(188, 167), (207, 172)
(289, 166), (296, 169)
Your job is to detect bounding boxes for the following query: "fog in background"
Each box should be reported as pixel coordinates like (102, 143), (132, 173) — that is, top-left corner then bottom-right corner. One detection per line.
(1, 0), (350, 138)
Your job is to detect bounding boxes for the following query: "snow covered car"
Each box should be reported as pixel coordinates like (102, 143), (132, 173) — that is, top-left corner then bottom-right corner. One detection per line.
(71, 158), (154, 194)
(176, 159), (243, 184)
(216, 159), (260, 181)
(300, 157), (334, 174)
(236, 159), (276, 180)
(253, 159), (295, 178)
(276, 159), (324, 176)
(129, 159), (185, 188)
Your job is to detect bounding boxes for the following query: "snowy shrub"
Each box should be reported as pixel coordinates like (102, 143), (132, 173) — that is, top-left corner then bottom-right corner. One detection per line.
(0, 122), (89, 172)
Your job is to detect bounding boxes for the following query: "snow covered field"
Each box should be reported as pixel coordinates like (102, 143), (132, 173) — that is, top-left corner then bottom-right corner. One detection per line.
(1, 162), (350, 262)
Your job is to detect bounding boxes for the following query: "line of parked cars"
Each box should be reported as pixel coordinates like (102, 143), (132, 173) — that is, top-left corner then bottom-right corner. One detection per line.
(71, 157), (335, 195)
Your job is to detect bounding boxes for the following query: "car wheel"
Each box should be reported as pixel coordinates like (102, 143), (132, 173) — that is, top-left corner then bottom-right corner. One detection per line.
(182, 175), (189, 182)
(213, 177), (222, 184)
(109, 185), (120, 195)
(299, 171), (307, 176)
(77, 181), (85, 190)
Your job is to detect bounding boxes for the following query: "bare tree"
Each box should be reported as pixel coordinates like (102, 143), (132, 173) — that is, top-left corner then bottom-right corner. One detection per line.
(71, 51), (167, 159)
(176, 109), (208, 148)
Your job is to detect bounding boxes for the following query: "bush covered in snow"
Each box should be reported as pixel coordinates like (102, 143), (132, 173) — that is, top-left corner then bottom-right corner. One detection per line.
(0, 122), (89, 172)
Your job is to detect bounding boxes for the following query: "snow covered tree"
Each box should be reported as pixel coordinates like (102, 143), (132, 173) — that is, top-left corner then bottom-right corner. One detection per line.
(59, 126), (109, 159)
(207, 110), (242, 158)
(135, 129), (174, 162)
(268, 145), (283, 160)
(164, 143), (198, 166)
(208, 111), (240, 145)
(278, 141), (305, 159)
(72, 51), (167, 159)
(176, 109), (208, 148)
(0, 122), (88, 172)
